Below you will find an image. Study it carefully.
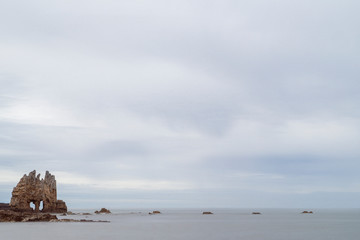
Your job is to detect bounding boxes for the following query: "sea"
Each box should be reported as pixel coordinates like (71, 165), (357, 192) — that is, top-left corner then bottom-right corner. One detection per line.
(1, 208), (359, 240)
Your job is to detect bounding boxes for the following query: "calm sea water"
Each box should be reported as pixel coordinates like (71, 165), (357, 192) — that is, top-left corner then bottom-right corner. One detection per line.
(0, 208), (359, 240)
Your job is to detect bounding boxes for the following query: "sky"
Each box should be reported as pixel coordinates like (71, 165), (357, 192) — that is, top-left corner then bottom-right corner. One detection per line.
(0, 0), (360, 209)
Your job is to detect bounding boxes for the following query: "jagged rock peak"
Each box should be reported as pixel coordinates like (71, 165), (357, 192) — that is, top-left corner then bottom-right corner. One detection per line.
(9, 170), (67, 213)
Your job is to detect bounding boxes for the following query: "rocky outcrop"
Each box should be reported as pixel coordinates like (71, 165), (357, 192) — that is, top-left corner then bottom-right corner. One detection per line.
(0, 203), (10, 210)
(148, 210), (161, 215)
(56, 218), (110, 223)
(202, 212), (213, 214)
(10, 170), (67, 213)
(95, 208), (111, 214)
(301, 211), (313, 214)
(0, 210), (109, 222)
(0, 210), (58, 222)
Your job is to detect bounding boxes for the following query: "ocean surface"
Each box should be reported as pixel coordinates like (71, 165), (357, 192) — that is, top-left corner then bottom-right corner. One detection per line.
(1, 208), (359, 240)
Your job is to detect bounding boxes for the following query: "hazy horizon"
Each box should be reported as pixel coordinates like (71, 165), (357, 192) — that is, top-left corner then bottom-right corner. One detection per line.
(1, 0), (359, 209)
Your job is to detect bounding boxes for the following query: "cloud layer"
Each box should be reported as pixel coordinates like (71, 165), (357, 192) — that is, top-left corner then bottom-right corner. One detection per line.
(1, 0), (359, 208)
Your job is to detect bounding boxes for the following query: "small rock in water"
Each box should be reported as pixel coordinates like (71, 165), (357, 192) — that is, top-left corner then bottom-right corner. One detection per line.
(202, 212), (213, 215)
(301, 211), (313, 214)
(252, 212), (261, 215)
(95, 208), (111, 214)
(148, 210), (161, 215)
(66, 211), (77, 215)
(56, 218), (110, 223)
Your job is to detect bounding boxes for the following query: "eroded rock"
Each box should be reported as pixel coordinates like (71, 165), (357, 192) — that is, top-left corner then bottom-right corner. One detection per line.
(10, 170), (67, 213)
(0, 210), (58, 222)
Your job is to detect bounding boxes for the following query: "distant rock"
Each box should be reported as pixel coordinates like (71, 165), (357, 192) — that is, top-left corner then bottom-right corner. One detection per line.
(301, 211), (313, 214)
(202, 212), (213, 215)
(252, 212), (261, 215)
(149, 210), (161, 215)
(56, 218), (110, 223)
(95, 208), (111, 214)
(0, 203), (10, 210)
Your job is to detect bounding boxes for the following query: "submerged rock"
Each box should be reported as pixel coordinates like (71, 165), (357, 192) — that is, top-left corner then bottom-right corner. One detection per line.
(252, 212), (261, 215)
(55, 218), (110, 223)
(66, 211), (77, 215)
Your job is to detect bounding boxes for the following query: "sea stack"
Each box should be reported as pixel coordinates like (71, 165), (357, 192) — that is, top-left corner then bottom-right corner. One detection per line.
(9, 170), (67, 213)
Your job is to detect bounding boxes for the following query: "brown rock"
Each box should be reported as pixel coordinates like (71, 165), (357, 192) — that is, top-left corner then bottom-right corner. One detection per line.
(301, 211), (313, 214)
(9, 170), (67, 213)
(252, 212), (261, 215)
(0, 210), (58, 222)
(0, 203), (10, 210)
(95, 208), (111, 214)
(202, 212), (213, 214)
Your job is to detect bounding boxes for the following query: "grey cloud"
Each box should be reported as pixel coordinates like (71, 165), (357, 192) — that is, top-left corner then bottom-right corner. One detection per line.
(89, 140), (149, 158)
(0, 0), (360, 207)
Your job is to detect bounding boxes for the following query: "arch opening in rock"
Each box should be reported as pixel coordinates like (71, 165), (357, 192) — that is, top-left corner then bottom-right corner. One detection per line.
(30, 202), (35, 211)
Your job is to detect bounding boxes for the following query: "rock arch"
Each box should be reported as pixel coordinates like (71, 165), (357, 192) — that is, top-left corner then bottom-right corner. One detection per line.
(9, 170), (67, 213)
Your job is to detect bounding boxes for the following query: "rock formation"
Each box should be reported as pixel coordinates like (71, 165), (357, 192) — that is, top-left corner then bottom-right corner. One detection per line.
(301, 211), (313, 214)
(148, 210), (161, 215)
(9, 170), (67, 213)
(0, 211), (110, 222)
(95, 208), (111, 214)
(0, 203), (10, 210)
(202, 211), (213, 214)
(0, 210), (58, 222)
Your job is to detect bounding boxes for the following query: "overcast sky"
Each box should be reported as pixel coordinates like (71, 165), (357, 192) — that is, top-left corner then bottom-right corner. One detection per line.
(1, 0), (360, 209)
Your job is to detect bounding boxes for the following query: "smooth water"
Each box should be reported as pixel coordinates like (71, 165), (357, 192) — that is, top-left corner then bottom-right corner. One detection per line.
(1, 208), (359, 240)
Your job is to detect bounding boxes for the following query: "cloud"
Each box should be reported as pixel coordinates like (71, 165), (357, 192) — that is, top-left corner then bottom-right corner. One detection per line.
(0, 0), (359, 207)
